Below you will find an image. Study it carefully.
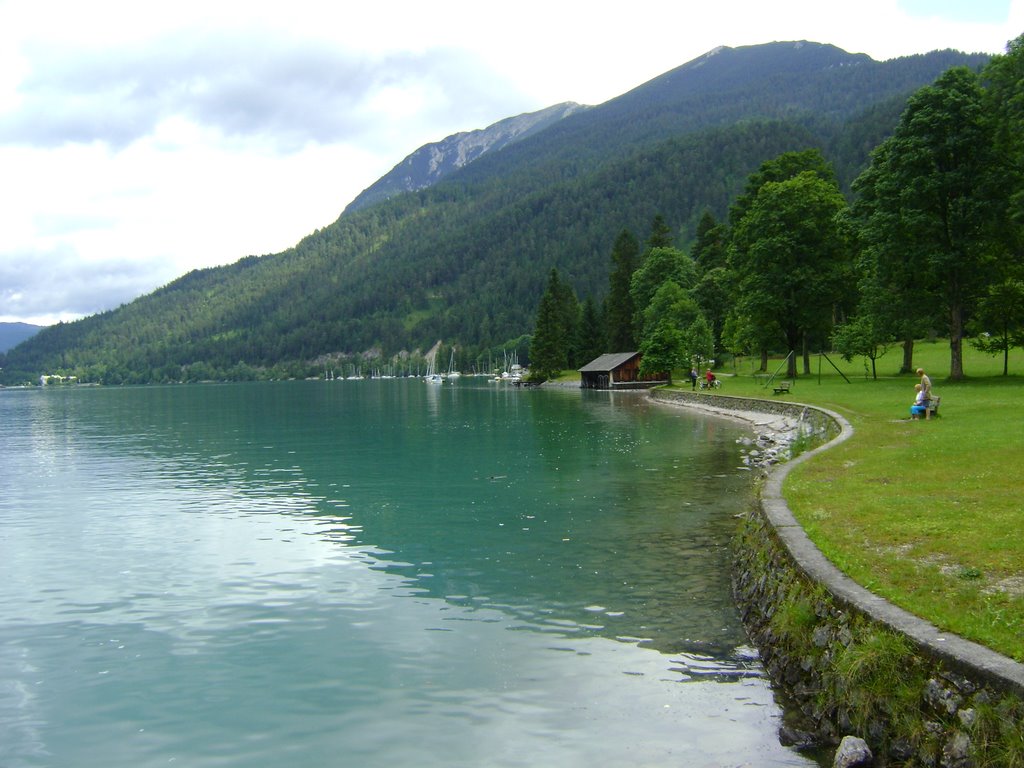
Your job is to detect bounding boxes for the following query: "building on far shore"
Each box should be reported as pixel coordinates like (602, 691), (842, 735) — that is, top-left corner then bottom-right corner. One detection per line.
(578, 352), (668, 390)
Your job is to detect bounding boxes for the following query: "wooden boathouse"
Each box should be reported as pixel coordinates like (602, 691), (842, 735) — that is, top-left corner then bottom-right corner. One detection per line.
(578, 352), (668, 390)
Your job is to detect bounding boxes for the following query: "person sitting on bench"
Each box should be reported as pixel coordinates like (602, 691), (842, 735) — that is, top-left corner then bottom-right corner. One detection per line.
(910, 383), (928, 419)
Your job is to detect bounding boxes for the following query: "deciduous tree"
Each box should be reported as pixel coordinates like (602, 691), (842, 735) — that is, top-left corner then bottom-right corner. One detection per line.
(970, 279), (1024, 375)
(730, 170), (851, 378)
(638, 322), (683, 384)
(630, 247), (699, 340)
(853, 67), (1003, 380)
(983, 34), (1024, 260)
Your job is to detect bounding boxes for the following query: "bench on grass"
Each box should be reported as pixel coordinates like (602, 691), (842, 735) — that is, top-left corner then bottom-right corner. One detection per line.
(773, 380), (792, 395)
(925, 395), (941, 419)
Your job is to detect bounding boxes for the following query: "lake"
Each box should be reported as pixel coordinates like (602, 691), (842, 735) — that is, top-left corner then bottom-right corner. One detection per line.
(0, 379), (822, 767)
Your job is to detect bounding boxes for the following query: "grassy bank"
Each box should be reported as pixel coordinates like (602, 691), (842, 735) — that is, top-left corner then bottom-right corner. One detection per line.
(660, 340), (1024, 662)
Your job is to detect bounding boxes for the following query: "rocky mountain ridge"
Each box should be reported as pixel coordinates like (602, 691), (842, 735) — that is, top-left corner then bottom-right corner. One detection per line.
(344, 101), (587, 213)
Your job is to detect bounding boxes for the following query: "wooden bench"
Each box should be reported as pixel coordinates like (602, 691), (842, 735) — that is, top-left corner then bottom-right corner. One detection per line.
(924, 395), (941, 419)
(773, 380), (792, 395)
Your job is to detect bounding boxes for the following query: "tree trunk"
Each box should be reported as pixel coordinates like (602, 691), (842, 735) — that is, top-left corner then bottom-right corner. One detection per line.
(901, 337), (915, 374)
(949, 303), (965, 380)
(787, 349), (798, 379)
(802, 334), (811, 375)
(759, 348), (768, 372)
(786, 328), (800, 378)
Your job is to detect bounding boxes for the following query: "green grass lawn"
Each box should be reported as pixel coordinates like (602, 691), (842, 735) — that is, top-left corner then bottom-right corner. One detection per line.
(661, 341), (1024, 662)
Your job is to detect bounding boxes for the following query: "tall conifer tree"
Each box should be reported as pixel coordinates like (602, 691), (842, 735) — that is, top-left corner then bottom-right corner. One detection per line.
(606, 230), (639, 351)
(646, 214), (673, 250)
(577, 296), (606, 366)
(530, 268), (579, 378)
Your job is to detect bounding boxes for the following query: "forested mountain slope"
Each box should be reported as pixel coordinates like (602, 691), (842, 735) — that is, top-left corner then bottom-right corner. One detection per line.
(0, 41), (989, 384)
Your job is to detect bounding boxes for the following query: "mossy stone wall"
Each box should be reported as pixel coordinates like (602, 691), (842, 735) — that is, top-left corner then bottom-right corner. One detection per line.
(650, 388), (1023, 765)
(733, 502), (1024, 766)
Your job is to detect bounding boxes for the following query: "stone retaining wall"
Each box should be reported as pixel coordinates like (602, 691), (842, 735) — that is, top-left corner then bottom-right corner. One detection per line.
(650, 388), (1024, 766)
(650, 388), (834, 428)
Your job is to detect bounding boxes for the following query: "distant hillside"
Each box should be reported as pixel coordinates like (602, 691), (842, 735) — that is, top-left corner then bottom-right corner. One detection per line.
(1, 41), (990, 385)
(344, 102), (587, 214)
(0, 322), (42, 353)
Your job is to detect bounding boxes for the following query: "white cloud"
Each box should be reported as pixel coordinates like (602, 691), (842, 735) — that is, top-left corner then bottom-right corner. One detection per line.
(1, 0), (1021, 325)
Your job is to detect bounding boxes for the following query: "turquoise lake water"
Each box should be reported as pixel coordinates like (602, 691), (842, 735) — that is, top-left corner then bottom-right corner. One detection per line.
(0, 380), (822, 767)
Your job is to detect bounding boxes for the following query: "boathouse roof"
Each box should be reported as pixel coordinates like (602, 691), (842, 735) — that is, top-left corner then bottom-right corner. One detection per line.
(578, 352), (640, 373)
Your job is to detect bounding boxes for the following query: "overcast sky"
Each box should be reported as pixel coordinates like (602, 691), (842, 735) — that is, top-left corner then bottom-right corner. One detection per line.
(1, 0), (1020, 326)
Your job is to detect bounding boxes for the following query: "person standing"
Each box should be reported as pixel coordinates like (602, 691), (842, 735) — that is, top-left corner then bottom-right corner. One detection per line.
(689, 367), (698, 390)
(916, 367), (932, 399)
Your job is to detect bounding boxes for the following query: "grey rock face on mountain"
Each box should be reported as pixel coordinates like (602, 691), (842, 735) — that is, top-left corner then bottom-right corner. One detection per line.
(343, 102), (587, 213)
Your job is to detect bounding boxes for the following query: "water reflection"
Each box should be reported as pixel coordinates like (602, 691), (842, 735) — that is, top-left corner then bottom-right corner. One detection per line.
(0, 382), (825, 767)
(7, 382), (757, 657)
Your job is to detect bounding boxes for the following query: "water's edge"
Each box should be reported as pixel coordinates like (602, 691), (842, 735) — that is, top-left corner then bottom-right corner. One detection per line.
(648, 388), (1024, 764)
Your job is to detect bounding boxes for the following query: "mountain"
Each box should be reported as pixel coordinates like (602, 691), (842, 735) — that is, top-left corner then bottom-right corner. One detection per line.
(0, 41), (991, 385)
(0, 322), (42, 353)
(344, 102), (588, 214)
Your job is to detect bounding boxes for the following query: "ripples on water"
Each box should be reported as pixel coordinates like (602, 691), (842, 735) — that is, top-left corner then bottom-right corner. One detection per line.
(0, 382), (824, 767)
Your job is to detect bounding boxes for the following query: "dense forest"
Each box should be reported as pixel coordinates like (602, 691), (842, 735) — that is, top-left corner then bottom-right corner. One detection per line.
(529, 38), (1024, 383)
(0, 41), (1001, 385)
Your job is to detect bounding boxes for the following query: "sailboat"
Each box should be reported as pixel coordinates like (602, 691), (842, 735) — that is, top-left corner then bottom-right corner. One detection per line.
(424, 354), (443, 384)
(446, 349), (461, 379)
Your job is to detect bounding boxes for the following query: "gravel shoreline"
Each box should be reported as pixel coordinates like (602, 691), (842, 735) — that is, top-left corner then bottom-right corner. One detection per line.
(644, 390), (810, 472)
(541, 380), (813, 469)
